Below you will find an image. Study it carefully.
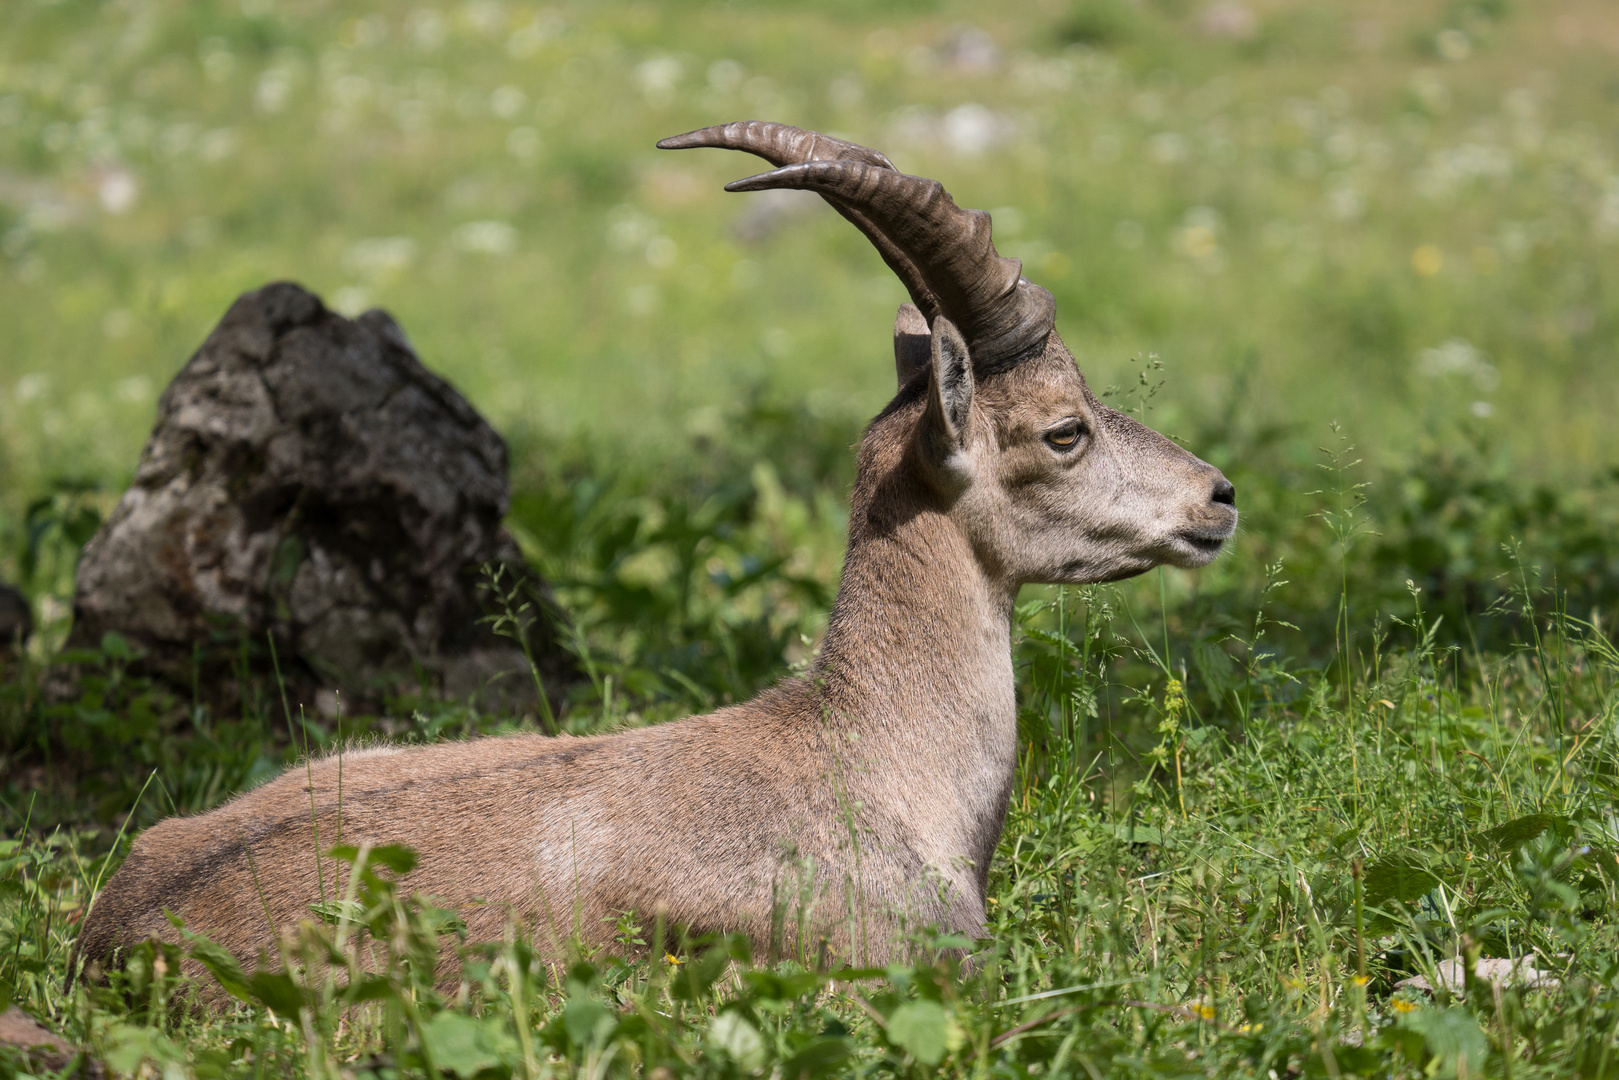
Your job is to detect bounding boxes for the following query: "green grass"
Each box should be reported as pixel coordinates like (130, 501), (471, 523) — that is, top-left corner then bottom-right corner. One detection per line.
(3, 574), (1617, 1077)
(1, 0), (1618, 1076)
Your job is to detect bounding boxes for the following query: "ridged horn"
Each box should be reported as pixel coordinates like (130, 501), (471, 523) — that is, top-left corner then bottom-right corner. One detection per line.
(656, 120), (898, 171)
(725, 157), (1055, 369)
(657, 122), (943, 323)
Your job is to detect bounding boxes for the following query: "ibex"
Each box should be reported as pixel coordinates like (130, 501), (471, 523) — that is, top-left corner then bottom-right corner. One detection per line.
(75, 122), (1236, 992)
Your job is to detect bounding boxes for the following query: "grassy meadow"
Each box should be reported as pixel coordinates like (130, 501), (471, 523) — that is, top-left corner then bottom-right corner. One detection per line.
(2, 0), (1619, 1075)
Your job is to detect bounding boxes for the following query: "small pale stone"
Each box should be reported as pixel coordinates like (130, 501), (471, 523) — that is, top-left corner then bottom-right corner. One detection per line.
(1395, 957), (1560, 995)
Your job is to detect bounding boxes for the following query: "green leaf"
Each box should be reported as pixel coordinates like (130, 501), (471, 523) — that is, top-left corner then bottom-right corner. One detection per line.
(1362, 855), (1442, 907)
(745, 968), (825, 1002)
(709, 1011), (768, 1073)
(1482, 814), (1574, 851)
(1333, 1044), (1387, 1075)
(100, 631), (130, 660)
(183, 932), (252, 1003)
(308, 898), (367, 927)
(339, 975), (396, 1003)
(421, 1012), (489, 1074)
(1104, 822), (1168, 846)
(101, 1022), (185, 1075)
(327, 843), (418, 875)
(1372, 1024), (1428, 1064)
(367, 844), (419, 874)
(421, 1011), (521, 1077)
(887, 1000), (950, 1066)
(670, 942), (732, 1001)
(828, 966), (886, 981)
(246, 969), (310, 1017)
(781, 1037), (853, 1079)
(1408, 1006), (1489, 1072)
(561, 996), (609, 1047)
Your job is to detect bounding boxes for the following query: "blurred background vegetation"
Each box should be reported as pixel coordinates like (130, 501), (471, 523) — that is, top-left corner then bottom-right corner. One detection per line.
(4, 0), (1619, 463)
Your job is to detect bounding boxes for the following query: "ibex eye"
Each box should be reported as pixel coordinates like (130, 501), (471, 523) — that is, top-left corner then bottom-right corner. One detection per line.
(1044, 421), (1084, 450)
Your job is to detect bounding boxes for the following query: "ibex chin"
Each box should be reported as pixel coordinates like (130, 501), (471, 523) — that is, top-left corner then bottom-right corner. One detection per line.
(75, 122), (1236, 992)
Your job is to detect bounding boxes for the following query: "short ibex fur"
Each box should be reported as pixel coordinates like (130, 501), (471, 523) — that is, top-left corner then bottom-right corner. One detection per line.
(76, 122), (1237, 990)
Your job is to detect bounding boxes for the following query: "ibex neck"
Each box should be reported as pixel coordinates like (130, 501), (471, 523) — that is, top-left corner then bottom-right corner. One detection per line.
(813, 508), (1016, 715)
(809, 492), (1019, 886)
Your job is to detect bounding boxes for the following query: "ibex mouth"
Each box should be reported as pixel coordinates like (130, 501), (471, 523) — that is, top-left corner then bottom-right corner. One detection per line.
(1171, 524), (1236, 566)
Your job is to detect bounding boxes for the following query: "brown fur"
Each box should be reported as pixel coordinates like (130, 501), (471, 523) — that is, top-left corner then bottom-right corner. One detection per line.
(74, 319), (1234, 1001)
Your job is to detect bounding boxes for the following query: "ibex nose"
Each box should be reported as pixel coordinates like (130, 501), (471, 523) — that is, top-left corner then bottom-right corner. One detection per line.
(1211, 477), (1236, 507)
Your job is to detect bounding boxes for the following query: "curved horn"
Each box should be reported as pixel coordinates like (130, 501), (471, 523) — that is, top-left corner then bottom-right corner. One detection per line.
(726, 158), (1055, 369)
(656, 120), (898, 171)
(658, 122), (943, 322)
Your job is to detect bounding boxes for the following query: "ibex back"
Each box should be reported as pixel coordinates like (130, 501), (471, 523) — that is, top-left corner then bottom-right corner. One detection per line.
(75, 122), (1237, 992)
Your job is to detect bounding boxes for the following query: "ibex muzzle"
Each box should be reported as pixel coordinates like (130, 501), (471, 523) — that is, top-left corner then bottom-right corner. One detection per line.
(74, 123), (1236, 994)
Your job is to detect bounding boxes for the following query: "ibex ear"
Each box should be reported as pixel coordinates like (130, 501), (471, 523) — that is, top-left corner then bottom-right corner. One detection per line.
(923, 316), (974, 454)
(893, 303), (931, 388)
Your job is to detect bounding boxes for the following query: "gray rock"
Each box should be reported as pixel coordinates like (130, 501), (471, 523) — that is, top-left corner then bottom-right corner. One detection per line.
(0, 584), (31, 649)
(67, 281), (572, 713)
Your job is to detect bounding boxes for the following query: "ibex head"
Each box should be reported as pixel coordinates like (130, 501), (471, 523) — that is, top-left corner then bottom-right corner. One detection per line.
(661, 122), (1237, 587)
